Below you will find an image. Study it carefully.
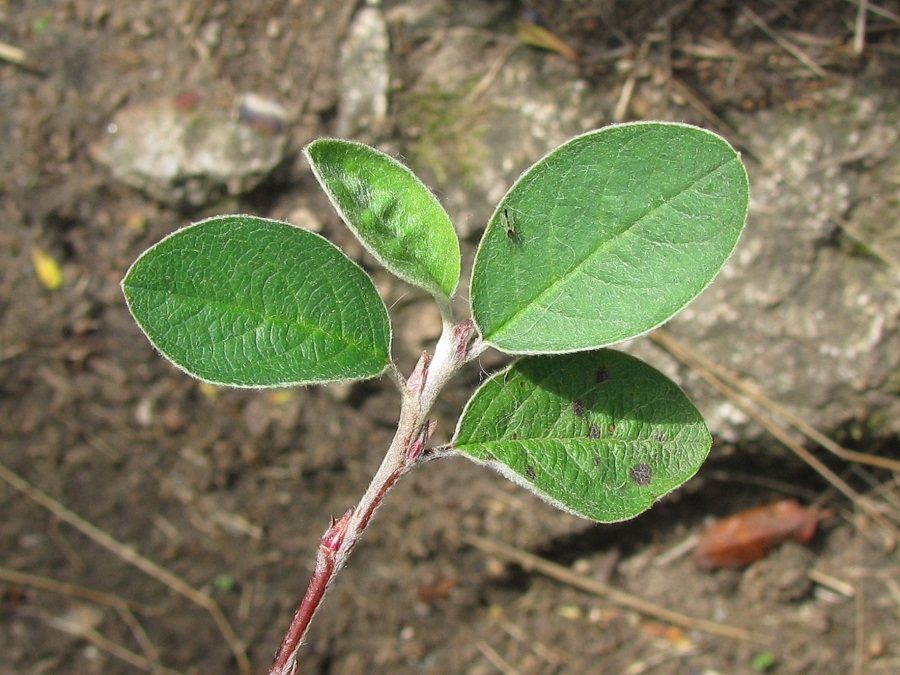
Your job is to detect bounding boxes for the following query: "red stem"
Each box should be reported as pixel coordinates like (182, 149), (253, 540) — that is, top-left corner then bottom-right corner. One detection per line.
(267, 433), (418, 674)
(268, 320), (475, 675)
(269, 509), (353, 675)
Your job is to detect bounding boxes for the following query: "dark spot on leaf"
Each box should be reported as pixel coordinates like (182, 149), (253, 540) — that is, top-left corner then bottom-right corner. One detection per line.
(588, 423), (600, 439)
(525, 465), (536, 480)
(595, 367), (609, 384)
(571, 399), (584, 417)
(652, 430), (666, 442)
(510, 432), (518, 440)
(628, 462), (652, 487)
(592, 455), (601, 466)
(608, 423), (616, 433)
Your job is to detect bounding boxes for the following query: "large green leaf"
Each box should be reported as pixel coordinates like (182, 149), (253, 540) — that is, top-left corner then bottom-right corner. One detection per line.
(453, 350), (710, 522)
(122, 215), (391, 387)
(305, 139), (460, 299)
(471, 122), (749, 353)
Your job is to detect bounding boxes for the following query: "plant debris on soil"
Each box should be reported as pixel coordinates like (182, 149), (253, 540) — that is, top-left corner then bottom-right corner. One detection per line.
(2, 1), (899, 673)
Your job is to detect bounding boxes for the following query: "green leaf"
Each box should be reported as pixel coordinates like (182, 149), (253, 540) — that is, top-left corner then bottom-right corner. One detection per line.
(471, 122), (749, 353)
(305, 139), (461, 299)
(122, 215), (391, 387)
(452, 350), (710, 522)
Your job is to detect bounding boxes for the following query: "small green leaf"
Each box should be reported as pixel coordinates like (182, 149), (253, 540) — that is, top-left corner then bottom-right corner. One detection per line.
(305, 139), (461, 299)
(751, 652), (776, 672)
(471, 122), (749, 353)
(213, 573), (237, 592)
(122, 215), (391, 387)
(452, 350), (710, 522)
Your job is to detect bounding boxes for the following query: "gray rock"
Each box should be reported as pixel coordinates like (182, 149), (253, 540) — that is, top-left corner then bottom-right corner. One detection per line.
(645, 85), (900, 441)
(92, 94), (288, 208)
(396, 23), (900, 442)
(337, 5), (390, 140)
(394, 28), (607, 239)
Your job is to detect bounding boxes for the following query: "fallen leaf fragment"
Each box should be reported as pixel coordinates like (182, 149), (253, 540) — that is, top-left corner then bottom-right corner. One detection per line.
(31, 247), (63, 290)
(197, 382), (220, 400)
(693, 499), (827, 569)
(266, 389), (296, 404)
(515, 19), (580, 62)
(416, 576), (455, 603)
(640, 621), (693, 649)
(123, 211), (147, 231)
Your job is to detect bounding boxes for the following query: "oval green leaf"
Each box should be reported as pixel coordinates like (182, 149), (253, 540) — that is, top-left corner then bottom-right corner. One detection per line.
(471, 122), (749, 353)
(305, 139), (461, 299)
(121, 215), (391, 387)
(452, 350), (711, 522)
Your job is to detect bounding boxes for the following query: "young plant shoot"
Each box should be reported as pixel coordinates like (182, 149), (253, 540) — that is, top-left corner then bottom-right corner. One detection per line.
(121, 122), (749, 674)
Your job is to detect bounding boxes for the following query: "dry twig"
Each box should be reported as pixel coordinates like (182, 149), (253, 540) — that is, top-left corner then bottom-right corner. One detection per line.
(667, 77), (757, 156)
(854, 0), (870, 54)
(613, 39), (650, 123)
(0, 40), (26, 65)
(649, 329), (899, 545)
(834, 214), (900, 272)
(0, 462), (250, 675)
(0, 566), (167, 662)
(496, 617), (570, 667)
(650, 329), (900, 473)
(465, 534), (767, 644)
(742, 5), (828, 78)
(32, 608), (183, 675)
(845, 0), (900, 24)
(466, 39), (520, 105)
(476, 639), (521, 675)
(0, 566), (151, 613)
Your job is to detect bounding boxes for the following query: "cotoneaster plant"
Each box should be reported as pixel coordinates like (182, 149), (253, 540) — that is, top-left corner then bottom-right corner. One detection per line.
(121, 122), (749, 674)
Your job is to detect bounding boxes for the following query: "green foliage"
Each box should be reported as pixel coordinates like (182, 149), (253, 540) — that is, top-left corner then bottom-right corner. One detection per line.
(122, 215), (391, 387)
(213, 573), (237, 592)
(470, 122), (749, 353)
(305, 139), (460, 299)
(453, 350), (710, 522)
(751, 652), (776, 672)
(123, 122), (749, 525)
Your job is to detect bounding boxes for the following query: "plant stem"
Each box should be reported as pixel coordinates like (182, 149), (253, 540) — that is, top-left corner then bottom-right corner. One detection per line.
(268, 319), (474, 675)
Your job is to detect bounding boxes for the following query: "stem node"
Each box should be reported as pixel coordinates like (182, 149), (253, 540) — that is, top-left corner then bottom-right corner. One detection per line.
(323, 507), (354, 551)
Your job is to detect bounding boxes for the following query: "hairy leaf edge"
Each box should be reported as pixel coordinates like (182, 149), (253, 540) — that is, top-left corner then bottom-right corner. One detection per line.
(121, 214), (392, 389)
(304, 139), (461, 301)
(470, 121), (750, 355)
(449, 354), (713, 523)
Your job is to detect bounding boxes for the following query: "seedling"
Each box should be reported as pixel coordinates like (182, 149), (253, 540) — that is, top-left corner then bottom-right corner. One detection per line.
(121, 122), (749, 673)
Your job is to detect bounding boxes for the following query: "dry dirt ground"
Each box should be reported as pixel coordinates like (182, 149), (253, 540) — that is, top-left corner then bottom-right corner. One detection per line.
(2, 1), (899, 674)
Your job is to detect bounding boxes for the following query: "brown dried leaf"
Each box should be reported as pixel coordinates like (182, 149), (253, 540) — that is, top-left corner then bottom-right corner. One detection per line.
(693, 499), (827, 569)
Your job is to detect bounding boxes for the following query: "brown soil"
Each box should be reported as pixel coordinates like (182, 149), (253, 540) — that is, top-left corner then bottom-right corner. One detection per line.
(2, 2), (898, 674)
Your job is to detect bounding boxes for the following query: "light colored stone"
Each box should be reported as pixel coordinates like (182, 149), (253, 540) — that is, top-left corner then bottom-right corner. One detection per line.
(92, 94), (288, 208)
(286, 206), (325, 233)
(645, 87), (900, 440)
(397, 22), (900, 441)
(337, 6), (390, 139)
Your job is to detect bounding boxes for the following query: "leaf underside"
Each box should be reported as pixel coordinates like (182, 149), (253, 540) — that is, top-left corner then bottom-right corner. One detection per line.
(122, 215), (391, 387)
(453, 350), (711, 522)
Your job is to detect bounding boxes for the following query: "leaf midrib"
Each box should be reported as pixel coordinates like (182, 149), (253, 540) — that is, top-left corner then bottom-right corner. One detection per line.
(487, 155), (737, 341)
(129, 283), (388, 363)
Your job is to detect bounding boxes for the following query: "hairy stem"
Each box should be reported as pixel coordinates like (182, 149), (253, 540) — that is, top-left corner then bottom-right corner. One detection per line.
(268, 319), (474, 675)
